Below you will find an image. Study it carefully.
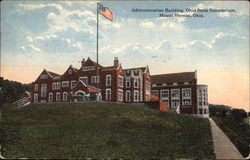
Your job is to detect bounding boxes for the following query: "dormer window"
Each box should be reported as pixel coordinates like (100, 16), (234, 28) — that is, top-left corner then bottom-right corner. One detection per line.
(40, 74), (48, 79)
(68, 69), (72, 74)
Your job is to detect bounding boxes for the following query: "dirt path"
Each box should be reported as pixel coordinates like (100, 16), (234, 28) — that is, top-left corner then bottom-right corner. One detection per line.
(209, 118), (244, 159)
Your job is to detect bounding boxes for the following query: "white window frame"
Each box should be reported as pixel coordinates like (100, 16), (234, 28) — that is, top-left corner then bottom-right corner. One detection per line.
(134, 90), (139, 102)
(106, 89), (111, 101)
(40, 74), (48, 79)
(41, 84), (47, 97)
(182, 99), (192, 106)
(62, 81), (69, 88)
(83, 66), (96, 71)
(125, 90), (131, 102)
(91, 76), (99, 83)
(171, 99), (180, 107)
(56, 92), (60, 101)
(63, 92), (68, 101)
(151, 90), (159, 97)
(71, 80), (76, 89)
(49, 93), (53, 102)
(160, 89), (169, 99)
(34, 84), (38, 91)
(79, 76), (88, 84)
(162, 99), (169, 105)
(182, 88), (191, 97)
(125, 78), (131, 88)
(145, 81), (151, 94)
(134, 78), (139, 88)
(52, 82), (61, 90)
(118, 76), (123, 88)
(34, 94), (38, 103)
(106, 75), (111, 86)
(118, 89), (123, 101)
(171, 89), (180, 99)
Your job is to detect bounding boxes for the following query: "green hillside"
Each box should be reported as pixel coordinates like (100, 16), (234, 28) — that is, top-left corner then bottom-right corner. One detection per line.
(0, 102), (214, 159)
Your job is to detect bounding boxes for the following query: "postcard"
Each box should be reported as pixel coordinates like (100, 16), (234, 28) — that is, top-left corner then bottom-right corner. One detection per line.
(0, 0), (249, 159)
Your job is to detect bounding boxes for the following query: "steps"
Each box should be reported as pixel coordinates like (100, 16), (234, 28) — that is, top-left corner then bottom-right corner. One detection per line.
(12, 92), (31, 110)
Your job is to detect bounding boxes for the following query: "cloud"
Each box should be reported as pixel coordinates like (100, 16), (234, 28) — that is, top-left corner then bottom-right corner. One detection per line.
(140, 21), (156, 29)
(17, 3), (64, 12)
(20, 44), (42, 52)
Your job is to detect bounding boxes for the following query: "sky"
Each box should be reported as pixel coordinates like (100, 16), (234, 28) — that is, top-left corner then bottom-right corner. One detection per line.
(1, 1), (249, 111)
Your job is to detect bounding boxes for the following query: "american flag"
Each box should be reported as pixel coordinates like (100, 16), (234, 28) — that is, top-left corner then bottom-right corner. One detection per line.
(98, 4), (113, 21)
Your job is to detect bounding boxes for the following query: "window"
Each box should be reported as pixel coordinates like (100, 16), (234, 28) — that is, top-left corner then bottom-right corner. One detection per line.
(182, 88), (191, 97)
(34, 84), (38, 91)
(68, 69), (72, 74)
(204, 109), (207, 114)
(63, 92), (68, 101)
(106, 89), (111, 101)
(146, 81), (150, 94)
(52, 82), (60, 90)
(40, 74), (48, 79)
(162, 100), (169, 105)
(91, 76), (99, 83)
(134, 90), (139, 102)
(83, 66), (96, 71)
(171, 99), (180, 107)
(56, 93), (60, 101)
(118, 90), (123, 101)
(79, 77), (88, 84)
(151, 90), (159, 97)
(34, 94), (38, 103)
(62, 81), (69, 88)
(41, 84), (47, 97)
(118, 76), (123, 87)
(71, 80), (76, 89)
(134, 78), (139, 88)
(199, 108), (203, 114)
(182, 99), (192, 106)
(125, 78), (131, 88)
(106, 75), (111, 86)
(161, 90), (169, 99)
(125, 90), (131, 102)
(49, 93), (53, 102)
(171, 89), (180, 98)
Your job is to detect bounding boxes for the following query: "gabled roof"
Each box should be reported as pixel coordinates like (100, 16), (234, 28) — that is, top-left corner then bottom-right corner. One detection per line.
(151, 71), (196, 83)
(73, 80), (101, 92)
(47, 70), (61, 78)
(84, 57), (103, 68)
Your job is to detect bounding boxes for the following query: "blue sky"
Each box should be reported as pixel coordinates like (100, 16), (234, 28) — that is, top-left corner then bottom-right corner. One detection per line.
(1, 1), (249, 110)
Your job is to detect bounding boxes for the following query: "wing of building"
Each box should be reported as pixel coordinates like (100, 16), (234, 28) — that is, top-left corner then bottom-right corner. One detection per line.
(31, 57), (209, 117)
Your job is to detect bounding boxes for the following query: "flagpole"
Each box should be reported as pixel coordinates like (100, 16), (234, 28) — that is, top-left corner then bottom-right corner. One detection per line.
(96, 3), (99, 89)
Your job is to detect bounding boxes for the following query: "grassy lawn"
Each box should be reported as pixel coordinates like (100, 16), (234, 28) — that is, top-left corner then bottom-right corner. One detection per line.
(1, 102), (214, 159)
(212, 117), (249, 157)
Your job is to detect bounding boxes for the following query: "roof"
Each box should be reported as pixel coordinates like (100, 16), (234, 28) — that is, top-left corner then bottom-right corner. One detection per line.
(47, 71), (61, 77)
(124, 67), (147, 72)
(102, 66), (118, 71)
(72, 67), (78, 72)
(151, 71), (196, 83)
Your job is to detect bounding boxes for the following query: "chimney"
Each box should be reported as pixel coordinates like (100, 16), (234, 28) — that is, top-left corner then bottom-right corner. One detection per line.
(81, 58), (85, 67)
(114, 57), (119, 67)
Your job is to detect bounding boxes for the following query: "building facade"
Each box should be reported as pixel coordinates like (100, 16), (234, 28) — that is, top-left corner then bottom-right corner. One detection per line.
(31, 57), (208, 116)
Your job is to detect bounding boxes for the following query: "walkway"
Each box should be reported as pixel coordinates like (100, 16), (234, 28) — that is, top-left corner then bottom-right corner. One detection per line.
(209, 118), (244, 160)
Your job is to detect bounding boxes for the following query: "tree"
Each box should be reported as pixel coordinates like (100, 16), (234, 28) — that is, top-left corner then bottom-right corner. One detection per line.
(231, 108), (247, 121)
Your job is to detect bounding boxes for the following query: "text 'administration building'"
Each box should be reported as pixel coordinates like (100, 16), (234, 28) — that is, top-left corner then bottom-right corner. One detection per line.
(31, 57), (209, 117)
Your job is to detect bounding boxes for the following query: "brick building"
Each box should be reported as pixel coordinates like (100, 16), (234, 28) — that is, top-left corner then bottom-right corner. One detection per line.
(31, 57), (208, 117)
